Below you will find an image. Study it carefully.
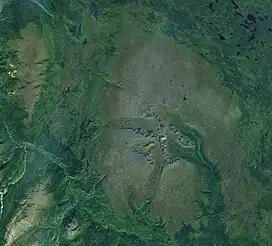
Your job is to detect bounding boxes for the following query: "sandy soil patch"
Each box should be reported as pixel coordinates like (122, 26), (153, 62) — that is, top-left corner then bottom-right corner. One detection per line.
(8, 23), (48, 121)
(99, 19), (250, 236)
(5, 180), (53, 246)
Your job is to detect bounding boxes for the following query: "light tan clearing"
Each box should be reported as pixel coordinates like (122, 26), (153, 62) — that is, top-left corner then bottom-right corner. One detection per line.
(8, 23), (48, 121)
(99, 16), (247, 236)
(5, 180), (53, 246)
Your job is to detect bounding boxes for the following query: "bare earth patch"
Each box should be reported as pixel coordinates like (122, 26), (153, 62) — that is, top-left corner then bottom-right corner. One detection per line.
(8, 23), (48, 121)
(100, 21), (263, 238)
(5, 180), (53, 246)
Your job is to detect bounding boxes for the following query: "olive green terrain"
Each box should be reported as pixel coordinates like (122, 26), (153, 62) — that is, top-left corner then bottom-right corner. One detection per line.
(0, 0), (272, 245)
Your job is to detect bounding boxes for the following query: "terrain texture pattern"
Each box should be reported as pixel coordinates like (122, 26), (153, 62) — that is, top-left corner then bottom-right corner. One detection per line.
(0, 0), (272, 245)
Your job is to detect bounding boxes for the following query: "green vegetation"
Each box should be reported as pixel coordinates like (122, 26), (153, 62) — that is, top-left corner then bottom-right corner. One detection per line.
(0, 0), (271, 245)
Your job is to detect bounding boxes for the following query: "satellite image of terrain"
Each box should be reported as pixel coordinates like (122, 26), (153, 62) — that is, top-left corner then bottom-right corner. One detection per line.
(0, 0), (272, 245)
